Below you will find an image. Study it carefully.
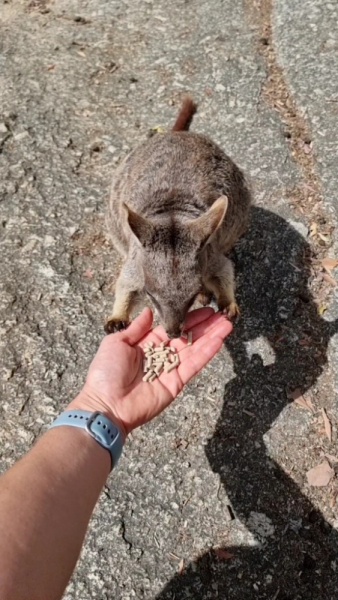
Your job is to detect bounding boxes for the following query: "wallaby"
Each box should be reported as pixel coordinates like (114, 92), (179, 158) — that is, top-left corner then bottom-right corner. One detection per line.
(105, 96), (251, 338)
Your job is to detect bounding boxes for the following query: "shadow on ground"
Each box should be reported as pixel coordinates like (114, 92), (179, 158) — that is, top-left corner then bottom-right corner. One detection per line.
(157, 207), (338, 599)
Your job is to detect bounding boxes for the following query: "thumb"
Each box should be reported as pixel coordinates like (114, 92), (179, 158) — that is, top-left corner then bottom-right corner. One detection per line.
(117, 307), (153, 345)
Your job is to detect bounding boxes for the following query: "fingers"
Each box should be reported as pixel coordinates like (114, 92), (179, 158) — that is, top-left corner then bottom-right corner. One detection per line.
(137, 309), (231, 355)
(182, 315), (231, 360)
(117, 308), (153, 345)
(177, 334), (225, 384)
(183, 307), (215, 330)
(173, 311), (232, 352)
(158, 316), (232, 390)
(191, 315), (233, 350)
(138, 307), (217, 349)
(147, 309), (223, 348)
(177, 317), (232, 384)
(187, 310), (229, 340)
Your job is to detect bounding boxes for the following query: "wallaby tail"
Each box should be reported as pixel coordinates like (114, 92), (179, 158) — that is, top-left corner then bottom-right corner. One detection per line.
(172, 95), (197, 132)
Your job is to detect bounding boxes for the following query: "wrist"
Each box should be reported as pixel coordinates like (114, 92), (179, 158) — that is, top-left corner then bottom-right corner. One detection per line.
(42, 426), (111, 478)
(67, 390), (128, 442)
(49, 408), (124, 471)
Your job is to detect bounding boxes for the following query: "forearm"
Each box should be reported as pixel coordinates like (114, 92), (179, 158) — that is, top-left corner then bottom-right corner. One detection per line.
(0, 426), (111, 600)
(0, 308), (231, 600)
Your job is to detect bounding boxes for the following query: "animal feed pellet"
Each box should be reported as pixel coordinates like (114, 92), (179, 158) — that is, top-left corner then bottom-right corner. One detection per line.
(142, 342), (180, 381)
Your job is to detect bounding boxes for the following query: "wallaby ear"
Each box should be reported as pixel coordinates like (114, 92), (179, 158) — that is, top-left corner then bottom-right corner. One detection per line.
(123, 203), (154, 246)
(187, 195), (228, 247)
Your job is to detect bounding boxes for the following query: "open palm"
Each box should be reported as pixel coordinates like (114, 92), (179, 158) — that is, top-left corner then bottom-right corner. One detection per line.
(70, 307), (232, 437)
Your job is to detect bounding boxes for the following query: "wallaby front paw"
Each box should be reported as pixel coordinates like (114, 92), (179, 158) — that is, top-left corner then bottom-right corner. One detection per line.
(104, 318), (130, 335)
(219, 302), (240, 320)
(225, 302), (240, 320)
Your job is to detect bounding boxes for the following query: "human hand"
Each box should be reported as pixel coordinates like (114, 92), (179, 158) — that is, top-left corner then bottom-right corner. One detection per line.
(69, 307), (232, 438)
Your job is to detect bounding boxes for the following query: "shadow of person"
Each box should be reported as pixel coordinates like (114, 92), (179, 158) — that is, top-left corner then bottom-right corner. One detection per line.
(157, 207), (338, 599)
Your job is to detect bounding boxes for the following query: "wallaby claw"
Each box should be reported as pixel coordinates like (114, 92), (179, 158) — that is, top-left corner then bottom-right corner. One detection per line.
(222, 302), (240, 320)
(104, 318), (130, 335)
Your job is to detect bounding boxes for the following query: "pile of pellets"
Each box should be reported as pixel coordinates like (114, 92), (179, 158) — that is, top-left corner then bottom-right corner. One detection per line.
(142, 332), (192, 382)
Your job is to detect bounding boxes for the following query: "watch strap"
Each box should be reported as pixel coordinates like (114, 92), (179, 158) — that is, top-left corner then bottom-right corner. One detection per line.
(49, 410), (124, 470)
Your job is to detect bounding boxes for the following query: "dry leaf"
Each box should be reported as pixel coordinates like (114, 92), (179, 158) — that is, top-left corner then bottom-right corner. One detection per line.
(214, 548), (234, 560)
(288, 388), (314, 412)
(306, 460), (334, 487)
(318, 233), (330, 243)
(322, 272), (337, 287)
(178, 559), (185, 574)
(309, 222), (318, 237)
(318, 304), (327, 316)
(295, 397), (315, 413)
(321, 408), (332, 442)
(151, 126), (165, 133)
(322, 257), (338, 273)
(294, 396), (309, 409)
(47, 64), (55, 71)
(306, 397), (315, 412)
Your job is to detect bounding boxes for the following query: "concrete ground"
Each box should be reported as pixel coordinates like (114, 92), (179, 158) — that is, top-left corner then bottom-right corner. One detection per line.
(1, 0), (338, 598)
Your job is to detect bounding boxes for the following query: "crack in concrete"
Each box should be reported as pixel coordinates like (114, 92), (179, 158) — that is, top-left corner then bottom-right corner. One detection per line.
(0, 133), (12, 155)
(19, 393), (31, 415)
(120, 518), (133, 552)
(245, 0), (332, 248)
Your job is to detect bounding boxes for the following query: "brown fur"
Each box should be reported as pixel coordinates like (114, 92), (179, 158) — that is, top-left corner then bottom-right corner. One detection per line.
(105, 97), (251, 337)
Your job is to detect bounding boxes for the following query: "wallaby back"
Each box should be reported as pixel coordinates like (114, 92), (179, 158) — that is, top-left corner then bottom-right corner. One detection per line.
(105, 97), (251, 337)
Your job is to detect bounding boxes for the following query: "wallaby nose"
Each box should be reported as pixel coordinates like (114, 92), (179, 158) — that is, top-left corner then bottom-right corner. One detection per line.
(166, 329), (182, 340)
(165, 322), (185, 340)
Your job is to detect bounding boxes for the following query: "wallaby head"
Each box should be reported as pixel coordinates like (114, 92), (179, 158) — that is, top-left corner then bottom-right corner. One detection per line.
(124, 195), (228, 338)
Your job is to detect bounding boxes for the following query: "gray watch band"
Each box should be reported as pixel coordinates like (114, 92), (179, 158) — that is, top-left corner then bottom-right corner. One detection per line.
(49, 410), (124, 470)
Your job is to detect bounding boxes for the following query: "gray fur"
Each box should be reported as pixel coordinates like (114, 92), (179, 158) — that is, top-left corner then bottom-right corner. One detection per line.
(105, 130), (251, 337)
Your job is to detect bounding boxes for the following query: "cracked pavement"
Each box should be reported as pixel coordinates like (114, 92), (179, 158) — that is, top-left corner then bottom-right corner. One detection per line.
(1, 0), (338, 598)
